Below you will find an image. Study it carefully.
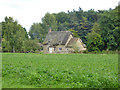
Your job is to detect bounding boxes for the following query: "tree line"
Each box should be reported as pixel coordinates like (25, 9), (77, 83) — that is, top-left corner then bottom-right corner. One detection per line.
(1, 5), (120, 53)
(1, 17), (42, 52)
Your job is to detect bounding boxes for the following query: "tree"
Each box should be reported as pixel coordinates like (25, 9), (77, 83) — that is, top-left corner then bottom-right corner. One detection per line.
(42, 12), (57, 32)
(24, 28), (29, 39)
(86, 23), (103, 52)
(68, 29), (79, 37)
(113, 27), (120, 50)
(85, 9), (99, 23)
(86, 31), (103, 52)
(98, 6), (119, 50)
(78, 17), (90, 43)
(69, 11), (79, 29)
(91, 22), (100, 33)
(54, 12), (70, 24)
(76, 7), (83, 20)
(2, 16), (28, 52)
(54, 12), (70, 31)
(29, 23), (44, 42)
(22, 39), (41, 52)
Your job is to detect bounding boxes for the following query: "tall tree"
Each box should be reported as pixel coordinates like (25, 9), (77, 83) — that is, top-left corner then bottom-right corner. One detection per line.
(98, 6), (119, 50)
(78, 17), (90, 43)
(54, 12), (70, 31)
(2, 16), (28, 52)
(42, 12), (57, 32)
(86, 23), (103, 51)
(29, 23), (44, 42)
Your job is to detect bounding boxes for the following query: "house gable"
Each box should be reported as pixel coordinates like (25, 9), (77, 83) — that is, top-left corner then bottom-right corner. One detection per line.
(65, 34), (73, 46)
(67, 38), (86, 51)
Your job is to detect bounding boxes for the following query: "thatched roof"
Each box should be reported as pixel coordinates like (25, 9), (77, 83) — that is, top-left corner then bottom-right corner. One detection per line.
(43, 31), (72, 46)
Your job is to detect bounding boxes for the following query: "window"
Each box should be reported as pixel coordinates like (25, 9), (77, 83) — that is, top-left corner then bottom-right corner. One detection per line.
(58, 48), (62, 51)
(66, 48), (68, 50)
(49, 48), (53, 53)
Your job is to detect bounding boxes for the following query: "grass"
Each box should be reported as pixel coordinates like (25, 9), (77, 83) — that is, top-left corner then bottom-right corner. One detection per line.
(2, 53), (118, 88)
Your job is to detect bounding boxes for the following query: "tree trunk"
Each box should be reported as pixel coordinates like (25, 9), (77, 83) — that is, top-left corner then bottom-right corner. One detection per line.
(13, 45), (15, 53)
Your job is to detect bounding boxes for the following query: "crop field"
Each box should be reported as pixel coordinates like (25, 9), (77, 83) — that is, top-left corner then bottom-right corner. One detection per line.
(2, 53), (118, 88)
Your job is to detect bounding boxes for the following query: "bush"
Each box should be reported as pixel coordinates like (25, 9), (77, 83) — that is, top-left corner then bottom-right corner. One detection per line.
(101, 50), (118, 54)
(82, 50), (88, 54)
(39, 51), (43, 54)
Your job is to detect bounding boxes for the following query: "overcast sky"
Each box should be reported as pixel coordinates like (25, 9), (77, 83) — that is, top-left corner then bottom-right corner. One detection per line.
(0, 0), (119, 32)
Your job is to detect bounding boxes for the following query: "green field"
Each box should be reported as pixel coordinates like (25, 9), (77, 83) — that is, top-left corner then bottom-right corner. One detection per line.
(2, 53), (118, 88)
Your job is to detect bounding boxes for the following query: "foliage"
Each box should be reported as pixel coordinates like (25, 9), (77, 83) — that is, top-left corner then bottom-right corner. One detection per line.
(29, 13), (58, 42)
(2, 17), (28, 52)
(54, 12), (70, 24)
(28, 6), (119, 52)
(87, 32), (102, 52)
(2, 53), (118, 88)
(98, 6), (119, 50)
(68, 29), (79, 37)
(29, 23), (44, 42)
(2, 5), (119, 52)
(78, 17), (91, 43)
(42, 12), (57, 31)
(22, 39), (42, 52)
(2, 17), (42, 53)
(86, 23), (103, 51)
(113, 27), (120, 50)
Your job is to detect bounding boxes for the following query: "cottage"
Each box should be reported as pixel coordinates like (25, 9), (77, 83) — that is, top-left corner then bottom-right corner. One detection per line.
(43, 30), (86, 53)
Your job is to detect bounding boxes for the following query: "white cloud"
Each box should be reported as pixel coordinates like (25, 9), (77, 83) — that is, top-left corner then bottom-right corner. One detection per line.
(0, 0), (119, 32)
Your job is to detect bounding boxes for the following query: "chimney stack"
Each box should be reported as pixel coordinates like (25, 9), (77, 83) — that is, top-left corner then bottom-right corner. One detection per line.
(49, 27), (52, 33)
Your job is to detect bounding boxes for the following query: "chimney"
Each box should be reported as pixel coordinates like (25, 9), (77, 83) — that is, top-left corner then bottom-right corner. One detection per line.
(49, 27), (52, 33)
